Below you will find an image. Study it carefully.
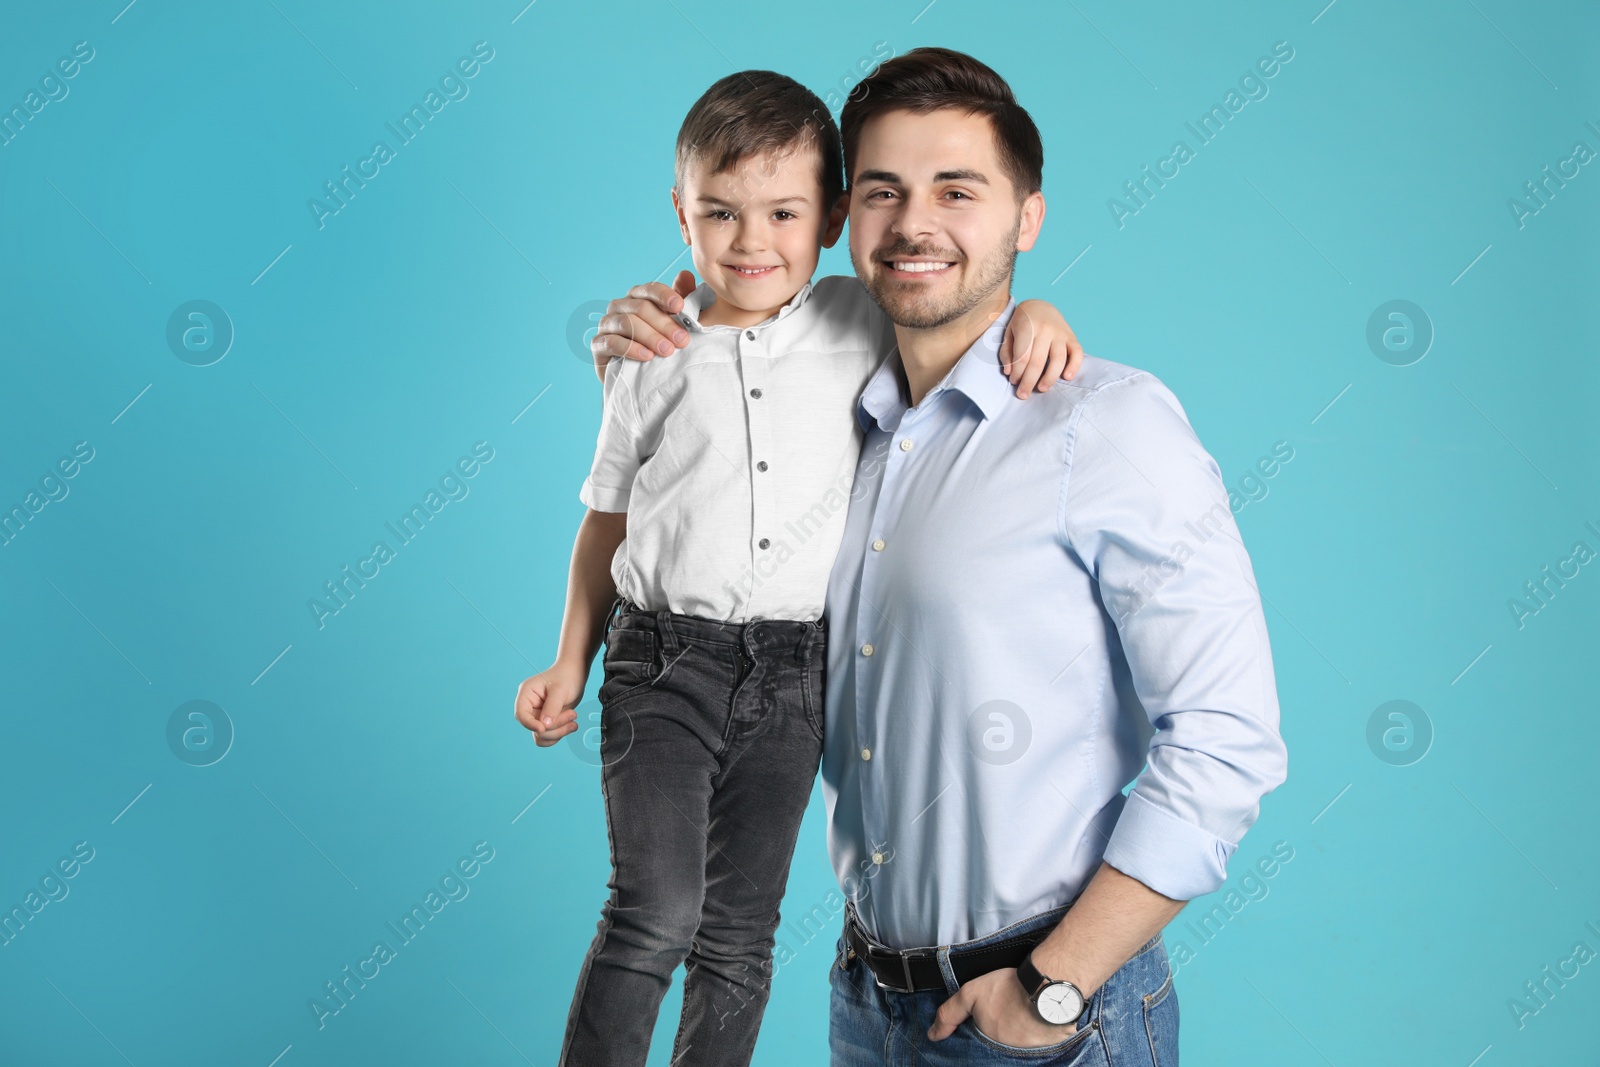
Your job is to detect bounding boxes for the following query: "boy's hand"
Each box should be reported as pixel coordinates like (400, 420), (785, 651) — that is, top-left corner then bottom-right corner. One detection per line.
(1002, 300), (1085, 399)
(515, 659), (590, 745)
(590, 270), (699, 382)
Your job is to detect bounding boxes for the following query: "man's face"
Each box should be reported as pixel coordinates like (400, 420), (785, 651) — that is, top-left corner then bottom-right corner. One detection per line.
(672, 140), (845, 321)
(847, 108), (1044, 329)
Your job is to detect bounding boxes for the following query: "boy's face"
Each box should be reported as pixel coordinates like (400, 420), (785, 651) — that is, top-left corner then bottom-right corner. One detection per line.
(847, 107), (1044, 330)
(672, 139), (846, 326)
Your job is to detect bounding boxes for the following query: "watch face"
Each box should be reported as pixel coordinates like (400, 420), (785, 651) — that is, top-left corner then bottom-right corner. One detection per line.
(1036, 981), (1084, 1025)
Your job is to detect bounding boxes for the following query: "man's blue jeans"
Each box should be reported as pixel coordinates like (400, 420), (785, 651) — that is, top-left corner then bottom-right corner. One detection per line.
(829, 901), (1180, 1065)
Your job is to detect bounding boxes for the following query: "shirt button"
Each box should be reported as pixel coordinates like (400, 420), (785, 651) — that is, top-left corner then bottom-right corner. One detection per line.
(871, 851), (885, 865)
(860, 643), (874, 656)
(899, 439), (914, 452)
(750, 388), (762, 399)
(746, 330), (757, 340)
(757, 461), (768, 472)
(871, 539), (885, 551)
(861, 747), (872, 760)
(759, 538), (771, 550)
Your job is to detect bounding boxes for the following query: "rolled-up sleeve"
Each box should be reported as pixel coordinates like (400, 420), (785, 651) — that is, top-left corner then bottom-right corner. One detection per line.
(1059, 372), (1288, 901)
(579, 356), (649, 513)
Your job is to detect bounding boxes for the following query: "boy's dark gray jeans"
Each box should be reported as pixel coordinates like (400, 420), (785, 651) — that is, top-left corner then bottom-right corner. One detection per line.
(558, 596), (827, 1067)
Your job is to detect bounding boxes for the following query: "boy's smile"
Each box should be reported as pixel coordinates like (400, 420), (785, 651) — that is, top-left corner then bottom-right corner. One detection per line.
(672, 140), (846, 329)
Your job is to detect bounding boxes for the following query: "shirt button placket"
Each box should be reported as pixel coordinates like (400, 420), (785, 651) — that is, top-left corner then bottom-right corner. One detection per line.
(743, 328), (772, 605)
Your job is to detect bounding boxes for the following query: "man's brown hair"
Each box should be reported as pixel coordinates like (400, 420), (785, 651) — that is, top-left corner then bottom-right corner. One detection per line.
(674, 70), (844, 213)
(839, 47), (1043, 200)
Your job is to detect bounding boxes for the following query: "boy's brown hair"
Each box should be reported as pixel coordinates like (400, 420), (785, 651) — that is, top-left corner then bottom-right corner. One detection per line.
(840, 47), (1043, 201)
(674, 70), (845, 214)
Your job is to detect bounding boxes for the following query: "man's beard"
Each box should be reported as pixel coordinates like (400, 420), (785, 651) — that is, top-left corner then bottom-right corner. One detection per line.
(854, 216), (1019, 329)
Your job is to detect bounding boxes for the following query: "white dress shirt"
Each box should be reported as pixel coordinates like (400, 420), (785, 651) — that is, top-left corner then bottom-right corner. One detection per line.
(580, 275), (894, 623)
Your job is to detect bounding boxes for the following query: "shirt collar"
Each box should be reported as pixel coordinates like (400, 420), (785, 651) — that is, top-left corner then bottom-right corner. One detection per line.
(856, 297), (1019, 432)
(674, 279), (815, 334)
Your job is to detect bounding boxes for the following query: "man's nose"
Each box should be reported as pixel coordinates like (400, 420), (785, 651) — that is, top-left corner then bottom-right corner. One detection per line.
(890, 194), (938, 243)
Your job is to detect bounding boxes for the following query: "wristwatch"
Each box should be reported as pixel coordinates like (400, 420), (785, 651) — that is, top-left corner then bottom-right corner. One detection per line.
(1016, 950), (1089, 1027)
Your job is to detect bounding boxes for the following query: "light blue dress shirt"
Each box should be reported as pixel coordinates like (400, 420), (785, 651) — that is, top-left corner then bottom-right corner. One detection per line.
(821, 298), (1289, 949)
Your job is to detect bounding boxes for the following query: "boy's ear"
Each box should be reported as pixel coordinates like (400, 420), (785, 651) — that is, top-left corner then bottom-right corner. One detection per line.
(820, 190), (849, 249)
(671, 186), (692, 245)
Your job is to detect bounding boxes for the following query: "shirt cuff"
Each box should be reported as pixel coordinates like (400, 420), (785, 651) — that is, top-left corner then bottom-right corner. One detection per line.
(579, 481), (630, 512)
(1101, 790), (1236, 902)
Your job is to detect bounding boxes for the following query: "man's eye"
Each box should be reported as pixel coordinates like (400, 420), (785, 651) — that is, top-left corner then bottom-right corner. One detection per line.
(945, 190), (970, 200)
(868, 189), (896, 200)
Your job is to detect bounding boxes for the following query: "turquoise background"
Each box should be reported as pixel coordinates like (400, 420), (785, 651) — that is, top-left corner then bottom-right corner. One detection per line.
(2, 0), (1596, 1063)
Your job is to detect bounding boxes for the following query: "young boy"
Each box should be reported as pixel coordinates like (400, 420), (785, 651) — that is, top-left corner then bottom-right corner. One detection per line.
(514, 70), (1083, 1067)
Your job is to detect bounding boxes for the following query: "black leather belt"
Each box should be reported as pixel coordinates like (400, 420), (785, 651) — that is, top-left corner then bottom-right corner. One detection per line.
(844, 904), (1063, 993)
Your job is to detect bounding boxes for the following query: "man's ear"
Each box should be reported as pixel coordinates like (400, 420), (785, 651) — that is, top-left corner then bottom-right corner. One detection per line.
(1014, 190), (1046, 253)
(671, 186), (692, 245)
(820, 190), (850, 249)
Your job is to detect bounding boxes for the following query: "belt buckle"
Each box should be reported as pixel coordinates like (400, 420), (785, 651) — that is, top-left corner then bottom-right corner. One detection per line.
(854, 922), (918, 993)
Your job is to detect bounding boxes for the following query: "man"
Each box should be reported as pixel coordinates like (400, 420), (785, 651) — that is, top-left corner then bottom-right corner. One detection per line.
(600, 47), (1287, 1065)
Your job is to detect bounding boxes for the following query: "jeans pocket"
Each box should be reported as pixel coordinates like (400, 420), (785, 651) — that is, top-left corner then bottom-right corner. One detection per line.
(965, 1016), (1100, 1061)
(1142, 964), (1178, 1067)
(800, 655), (826, 743)
(599, 628), (661, 707)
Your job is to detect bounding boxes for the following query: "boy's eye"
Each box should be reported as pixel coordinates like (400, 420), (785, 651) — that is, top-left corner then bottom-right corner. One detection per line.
(708, 209), (735, 221)
(773, 210), (795, 221)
